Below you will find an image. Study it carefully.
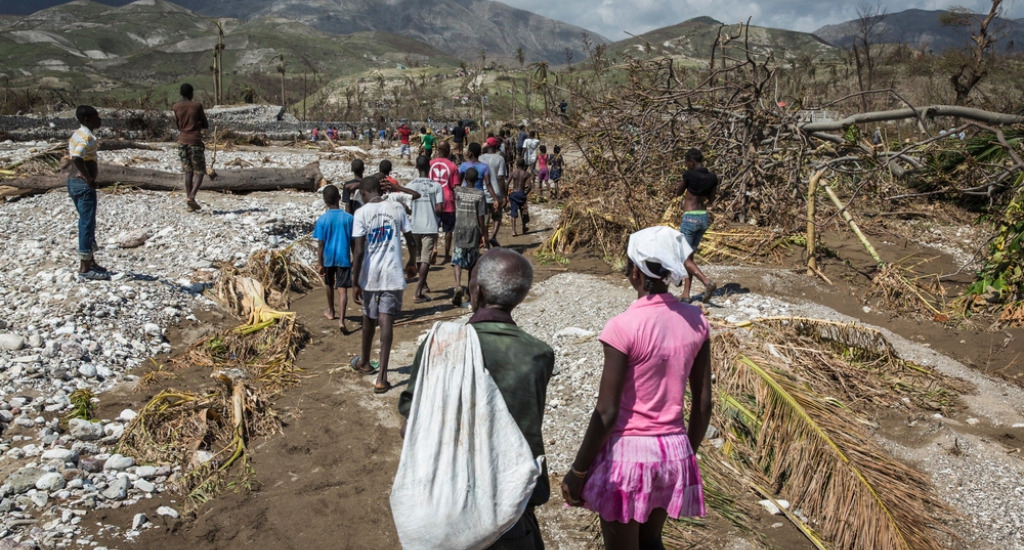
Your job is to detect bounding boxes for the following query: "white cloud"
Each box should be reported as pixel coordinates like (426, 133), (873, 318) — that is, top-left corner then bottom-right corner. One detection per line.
(504, 0), (1024, 39)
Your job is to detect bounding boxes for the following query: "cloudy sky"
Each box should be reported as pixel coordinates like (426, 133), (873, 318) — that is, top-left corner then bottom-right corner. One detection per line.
(4, 0), (1023, 37)
(504, 0), (1024, 38)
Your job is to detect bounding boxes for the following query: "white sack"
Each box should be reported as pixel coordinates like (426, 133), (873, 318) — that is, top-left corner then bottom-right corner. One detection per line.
(390, 321), (542, 550)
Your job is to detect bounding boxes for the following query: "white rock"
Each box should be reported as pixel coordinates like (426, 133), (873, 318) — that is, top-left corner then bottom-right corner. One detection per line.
(118, 409), (138, 423)
(41, 448), (76, 463)
(78, 364), (97, 378)
(103, 422), (124, 439)
(133, 479), (155, 493)
(68, 418), (104, 441)
(132, 512), (148, 530)
(102, 476), (130, 500)
(135, 465), (157, 479)
(143, 323), (162, 337)
(35, 472), (66, 491)
(0, 334), (25, 351)
(156, 505), (179, 519)
(758, 499), (790, 516)
(966, 417), (980, 426)
(118, 229), (149, 249)
(553, 327), (596, 340)
(104, 454), (134, 471)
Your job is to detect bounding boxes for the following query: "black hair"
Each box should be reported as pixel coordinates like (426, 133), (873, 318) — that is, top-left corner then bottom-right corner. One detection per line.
(458, 120), (464, 126)
(420, 126), (427, 133)
(487, 132), (495, 138)
(465, 167), (479, 184)
(516, 158), (527, 169)
(415, 155), (430, 172)
(529, 130), (536, 138)
(554, 145), (561, 154)
(351, 159), (364, 177)
(180, 83), (194, 99)
(75, 105), (98, 124)
(379, 159), (392, 175)
(468, 142), (482, 158)
(684, 148), (703, 163)
(539, 145), (547, 154)
(322, 184), (341, 205)
(361, 175), (382, 195)
(623, 256), (670, 291)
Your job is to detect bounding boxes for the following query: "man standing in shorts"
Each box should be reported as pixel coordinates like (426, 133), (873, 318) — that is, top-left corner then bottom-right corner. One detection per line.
(479, 143), (508, 247)
(452, 120), (467, 162)
(352, 175), (415, 394)
(172, 83), (209, 212)
(406, 155), (443, 303)
(675, 148), (718, 303)
(430, 141), (459, 264)
(398, 122), (413, 163)
(451, 168), (488, 307)
(315, 185), (355, 334)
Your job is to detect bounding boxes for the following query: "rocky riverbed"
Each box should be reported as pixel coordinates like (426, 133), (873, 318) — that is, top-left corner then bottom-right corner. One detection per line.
(0, 142), (414, 549)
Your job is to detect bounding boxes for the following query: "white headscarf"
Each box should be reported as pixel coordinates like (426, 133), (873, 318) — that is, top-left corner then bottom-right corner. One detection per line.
(627, 226), (693, 287)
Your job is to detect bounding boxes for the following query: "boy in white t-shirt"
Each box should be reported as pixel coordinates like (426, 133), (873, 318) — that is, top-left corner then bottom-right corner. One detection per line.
(351, 174), (415, 394)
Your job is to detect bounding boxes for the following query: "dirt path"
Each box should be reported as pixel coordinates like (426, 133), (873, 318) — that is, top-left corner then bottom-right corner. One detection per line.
(113, 202), (1023, 550)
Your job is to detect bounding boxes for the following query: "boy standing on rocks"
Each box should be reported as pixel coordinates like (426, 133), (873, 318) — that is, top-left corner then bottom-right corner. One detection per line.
(315, 185), (355, 334)
(172, 83), (209, 212)
(68, 105), (109, 281)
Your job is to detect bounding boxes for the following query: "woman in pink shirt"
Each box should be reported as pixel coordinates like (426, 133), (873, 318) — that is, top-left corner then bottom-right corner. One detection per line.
(562, 226), (713, 550)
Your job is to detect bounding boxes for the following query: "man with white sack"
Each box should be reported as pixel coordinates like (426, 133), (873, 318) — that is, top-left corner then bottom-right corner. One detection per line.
(395, 249), (555, 549)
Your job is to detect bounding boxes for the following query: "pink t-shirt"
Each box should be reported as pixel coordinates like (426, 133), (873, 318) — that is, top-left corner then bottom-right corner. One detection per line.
(599, 293), (710, 437)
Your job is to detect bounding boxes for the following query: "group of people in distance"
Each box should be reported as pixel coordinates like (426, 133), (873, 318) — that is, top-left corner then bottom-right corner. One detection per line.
(311, 117), (563, 395)
(62, 79), (716, 549)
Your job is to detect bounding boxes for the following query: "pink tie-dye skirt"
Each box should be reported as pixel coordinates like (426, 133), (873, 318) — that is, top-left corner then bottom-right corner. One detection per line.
(581, 433), (706, 524)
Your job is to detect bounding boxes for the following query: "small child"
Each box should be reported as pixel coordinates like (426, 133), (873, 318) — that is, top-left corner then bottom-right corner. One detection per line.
(508, 158), (532, 237)
(451, 167), (487, 307)
(68, 105), (109, 281)
(314, 185), (355, 334)
(550, 145), (564, 199)
(420, 127), (435, 159)
(536, 145), (551, 197)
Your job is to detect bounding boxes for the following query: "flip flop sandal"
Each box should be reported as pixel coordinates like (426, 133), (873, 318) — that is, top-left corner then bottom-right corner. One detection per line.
(702, 282), (718, 304)
(78, 270), (110, 281)
(374, 382), (393, 394)
(350, 355), (379, 375)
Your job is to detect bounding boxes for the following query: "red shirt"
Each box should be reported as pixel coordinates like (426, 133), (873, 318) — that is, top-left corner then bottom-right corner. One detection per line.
(429, 157), (459, 213)
(398, 126), (412, 145)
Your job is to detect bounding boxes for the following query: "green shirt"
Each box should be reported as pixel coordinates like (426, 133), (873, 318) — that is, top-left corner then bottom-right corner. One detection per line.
(399, 309), (555, 505)
(421, 133), (436, 150)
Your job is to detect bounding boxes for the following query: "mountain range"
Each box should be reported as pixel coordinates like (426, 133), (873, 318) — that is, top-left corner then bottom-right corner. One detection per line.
(607, 16), (839, 65)
(813, 9), (1024, 53)
(0, 0), (608, 64)
(0, 0), (461, 93)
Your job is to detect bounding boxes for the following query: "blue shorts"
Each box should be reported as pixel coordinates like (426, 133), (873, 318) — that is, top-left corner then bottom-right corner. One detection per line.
(680, 212), (709, 252)
(452, 247), (479, 270)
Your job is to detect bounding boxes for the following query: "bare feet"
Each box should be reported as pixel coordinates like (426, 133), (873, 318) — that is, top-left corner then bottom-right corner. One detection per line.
(702, 281), (718, 304)
(340, 318), (350, 335)
(324, 309), (338, 320)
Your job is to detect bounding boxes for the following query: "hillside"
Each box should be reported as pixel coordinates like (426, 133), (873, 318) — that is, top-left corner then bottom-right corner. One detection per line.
(813, 9), (1024, 53)
(164, 0), (609, 64)
(0, 0), (460, 94)
(606, 17), (839, 65)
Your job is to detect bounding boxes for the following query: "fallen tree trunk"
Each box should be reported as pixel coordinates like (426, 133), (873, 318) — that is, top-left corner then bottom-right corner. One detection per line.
(1, 162), (324, 197)
(800, 105), (1024, 133)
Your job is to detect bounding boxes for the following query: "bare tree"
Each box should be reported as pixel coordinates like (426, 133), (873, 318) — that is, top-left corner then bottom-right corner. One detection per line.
(940, 0), (1004, 105)
(851, 2), (889, 111)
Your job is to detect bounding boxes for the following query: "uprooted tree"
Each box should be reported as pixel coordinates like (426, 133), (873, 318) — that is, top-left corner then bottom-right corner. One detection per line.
(545, 19), (1024, 321)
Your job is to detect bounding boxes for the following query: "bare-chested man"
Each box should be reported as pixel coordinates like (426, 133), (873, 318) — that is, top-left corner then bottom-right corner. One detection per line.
(508, 158), (532, 236)
(675, 148), (718, 303)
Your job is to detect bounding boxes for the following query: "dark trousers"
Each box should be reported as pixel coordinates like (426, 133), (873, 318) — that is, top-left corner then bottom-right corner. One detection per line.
(67, 177), (97, 261)
(486, 507), (544, 550)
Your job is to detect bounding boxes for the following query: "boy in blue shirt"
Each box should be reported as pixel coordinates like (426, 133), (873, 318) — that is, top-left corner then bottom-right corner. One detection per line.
(315, 185), (356, 334)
